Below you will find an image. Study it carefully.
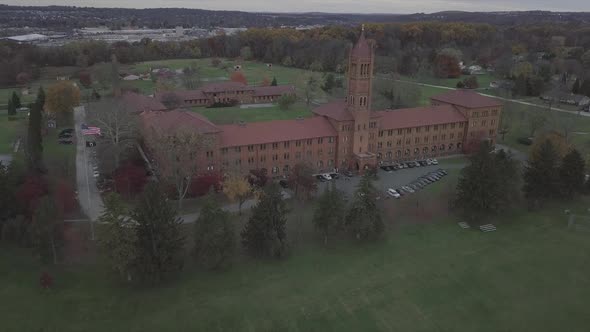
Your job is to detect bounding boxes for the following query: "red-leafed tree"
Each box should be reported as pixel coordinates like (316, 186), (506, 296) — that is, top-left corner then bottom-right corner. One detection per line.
(189, 172), (222, 197)
(261, 76), (271, 86)
(16, 174), (49, 215)
(113, 163), (147, 196)
(248, 169), (268, 188)
(435, 55), (461, 78)
(53, 179), (77, 215)
(79, 71), (92, 88)
(230, 71), (248, 85)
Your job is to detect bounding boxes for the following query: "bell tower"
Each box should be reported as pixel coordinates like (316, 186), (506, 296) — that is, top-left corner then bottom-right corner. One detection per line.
(347, 25), (376, 170)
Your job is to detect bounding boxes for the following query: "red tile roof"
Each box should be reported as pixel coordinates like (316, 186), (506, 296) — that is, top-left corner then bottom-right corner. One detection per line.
(201, 81), (253, 93)
(351, 31), (371, 58)
(312, 100), (354, 121)
(431, 90), (503, 109)
(376, 105), (467, 130)
(154, 90), (206, 102)
(253, 85), (295, 97)
(141, 110), (220, 135)
(121, 92), (167, 113)
(218, 117), (337, 148)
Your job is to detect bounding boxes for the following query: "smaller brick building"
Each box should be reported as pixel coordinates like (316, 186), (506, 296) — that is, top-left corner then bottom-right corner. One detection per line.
(154, 81), (295, 108)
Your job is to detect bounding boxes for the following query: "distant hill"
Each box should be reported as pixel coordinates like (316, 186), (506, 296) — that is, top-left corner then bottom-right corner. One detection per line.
(0, 5), (589, 30)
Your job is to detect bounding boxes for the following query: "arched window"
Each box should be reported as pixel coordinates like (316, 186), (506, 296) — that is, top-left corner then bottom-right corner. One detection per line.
(387, 151), (393, 159)
(396, 150), (401, 157)
(377, 152), (382, 159)
(457, 142), (463, 150)
(440, 144), (445, 151)
(448, 143), (454, 150)
(404, 149), (410, 156)
(423, 147), (428, 154)
(414, 148), (420, 155)
(432, 145), (437, 152)
(283, 165), (289, 173)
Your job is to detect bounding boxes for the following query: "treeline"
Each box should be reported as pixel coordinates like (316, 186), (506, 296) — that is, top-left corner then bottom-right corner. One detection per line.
(3, 21), (590, 87)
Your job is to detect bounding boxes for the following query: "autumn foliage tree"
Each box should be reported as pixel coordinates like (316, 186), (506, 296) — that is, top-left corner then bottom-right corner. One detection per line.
(289, 162), (317, 201)
(230, 71), (248, 85)
(113, 162), (147, 197)
(78, 71), (92, 88)
(16, 174), (48, 216)
(53, 179), (77, 215)
(45, 81), (81, 126)
(435, 54), (461, 78)
(223, 174), (252, 215)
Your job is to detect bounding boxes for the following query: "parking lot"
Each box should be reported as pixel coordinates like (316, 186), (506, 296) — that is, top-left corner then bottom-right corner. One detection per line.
(317, 160), (466, 198)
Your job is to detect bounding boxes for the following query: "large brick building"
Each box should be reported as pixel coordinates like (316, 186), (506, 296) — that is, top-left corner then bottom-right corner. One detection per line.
(140, 28), (503, 177)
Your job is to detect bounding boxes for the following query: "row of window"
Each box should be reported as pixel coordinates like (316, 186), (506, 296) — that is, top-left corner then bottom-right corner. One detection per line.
(377, 122), (465, 137)
(377, 143), (463, 159)
(470, 119), (496, 127)
(224, 149), (334, 165)
(472, 110), (499, 117)
(220, 137), (335, 154)
(375, 132), (464, 148)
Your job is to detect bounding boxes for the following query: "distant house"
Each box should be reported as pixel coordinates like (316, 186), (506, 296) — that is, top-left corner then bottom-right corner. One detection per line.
(540, 91), (590, 106)
(468, 65), (485, 75)
(123, 74), (140, 81)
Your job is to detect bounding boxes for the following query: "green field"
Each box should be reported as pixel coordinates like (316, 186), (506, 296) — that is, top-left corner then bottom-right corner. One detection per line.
(3, 193), (590, 331)
(191, 103), (313, 124)
(128, 58), (311, 86)
(0, 114), (26, 154)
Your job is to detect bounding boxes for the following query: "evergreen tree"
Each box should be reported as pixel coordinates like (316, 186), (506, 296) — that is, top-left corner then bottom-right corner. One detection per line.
(345, 174), (384, 240)
(27, 87), (45, 173)
(6, 98), (15, 116)
(271, 77), (278, 86)
(581, 80), (590, 97)
(523, 139), (561, 208)
(241, 183), (289, 258)
(559, 149), (585, 198)
(572, 78), (581, 94)
(322, 73), (336, 92)
(11, 92), (21, 109)
(313, 181), (346, 245)
(193, 194), (235, 269)
(133, 183), (185, 282)
(455, 142), (519, 222)
(98, 193), (138, 282)
(31, 195), (63, 264)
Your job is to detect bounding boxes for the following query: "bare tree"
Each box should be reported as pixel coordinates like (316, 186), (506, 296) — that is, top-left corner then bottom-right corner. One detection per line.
(147, 129), (212, 210)
(87, 99), (138, 169)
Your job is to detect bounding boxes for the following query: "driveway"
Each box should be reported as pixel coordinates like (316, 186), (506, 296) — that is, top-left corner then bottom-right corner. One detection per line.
(74, 105), (104, 229)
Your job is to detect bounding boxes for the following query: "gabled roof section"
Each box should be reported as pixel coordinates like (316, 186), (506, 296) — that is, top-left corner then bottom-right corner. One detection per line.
(121, 92), (167, 113)
(431, 90), (503, 109)
(312, 100), (354, 121)
(154, 90), (206, 102)
(141, 110), (220, 135)
(253, 85), (295, 97)
(351, 28), (371, 58)
(218, 117), (337, 148)
(376, 105), (467, 130)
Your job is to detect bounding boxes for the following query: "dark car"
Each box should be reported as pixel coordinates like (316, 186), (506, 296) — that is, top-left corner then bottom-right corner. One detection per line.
(279, 179), (289, 188)
(329, 173), (340, 180)
(58, 132), (73, 139)
(407, 162), (415, 168)
(344, 170), (354, 178)
(315, 175), (326, 182)
(59, 128), (74, 136)
(419, 160), (428, 166)
(58, 139), (73, 145)
(395, 188), (405, 196)
(380, 166), (390, 172)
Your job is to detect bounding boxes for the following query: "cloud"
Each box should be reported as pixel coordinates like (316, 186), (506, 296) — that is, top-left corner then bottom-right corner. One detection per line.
(4, 0), (590, 13)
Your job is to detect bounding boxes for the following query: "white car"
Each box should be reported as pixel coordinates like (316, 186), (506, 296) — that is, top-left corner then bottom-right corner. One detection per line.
(431, 158), (439, 165)
(402, 186), (415, 193)
(321, 173), (333, 181)
(93, 171), (100, 178)
(387, 188), (401, 199)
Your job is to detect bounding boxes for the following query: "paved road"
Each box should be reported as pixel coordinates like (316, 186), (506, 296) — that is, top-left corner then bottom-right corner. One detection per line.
(74, 106), (104, 233)
(379, 76), (590, 117)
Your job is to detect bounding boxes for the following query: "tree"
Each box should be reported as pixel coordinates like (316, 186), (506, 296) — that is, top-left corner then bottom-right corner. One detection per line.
(230, 71), (248, 85)
(271, 77), (278, 86)
(321, 73), (336, 92)
(53, 179), (76, 216)
(223, 174), (251, 215)
(98, 193), (137, 281)
(261, 76), (271, 86)
(27, 87), (45, 173)
(6, 97), (14, 116)
(313, 182), (346, 245)
(79, 71), (92, 88)
(11, 92), (21, 110)
(523, 138), (561, 208)
(113, 162), (147, 196)
(528, 112), (547, 137)
(45, 81), (81, 126)
(288, 162), (317, 201)
(159, 92), (183, 109)
(147, 129), (211, 210)
(88, 99), (138, 168)
(463, 76), (479, 89)
(31, 195), (62, 264)
(193, 194), (235, 270)
(297, 73), (322, 106)
(345, 174), (384, 240)
(182, 63), (201, 89)
(434, 54), (461, 78)
(572, 78), (581, 94)
(241, 183), (289, 258)
(277, 94), (296, 110)
(111, 54), (121, 96)
(240, 46), (253, 60)
(454, 142), (519, 222)
(133, 183), (185, 282)
(559, 149), (585, 198)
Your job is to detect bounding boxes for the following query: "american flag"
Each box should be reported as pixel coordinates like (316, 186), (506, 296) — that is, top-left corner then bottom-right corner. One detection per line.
(81, 124), (101, 136)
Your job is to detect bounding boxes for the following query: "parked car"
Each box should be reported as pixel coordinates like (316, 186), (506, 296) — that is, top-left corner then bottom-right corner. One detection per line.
(58, 139), (73, 145)
(344, 170), (354, 178)
(93, 171), (100, 178)
(321, 173), (333, 181)
(413, 161), (421, 167)
(316, 175), (327, 182)
(279, 179), (289, 188)
(431, 158), (439, 165)
(387, 188), (401, 199)
(402, 186), (415, 193)
(59, 128), (74, 136)
(58, 132), (73, 139)
(419, 160), (428, 166)
(407, 162), (415, 168)
(329, 173), (340, 179)
(380, 166), (392, 172)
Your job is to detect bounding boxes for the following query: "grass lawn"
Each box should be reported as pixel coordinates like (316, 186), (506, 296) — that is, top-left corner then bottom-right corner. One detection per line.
(3, 193), (590, 331)
(42, 125), (77, 180)
(128, 58), (312, 86)
(191, 103), (313, 125)
(0, 114), (26, 154)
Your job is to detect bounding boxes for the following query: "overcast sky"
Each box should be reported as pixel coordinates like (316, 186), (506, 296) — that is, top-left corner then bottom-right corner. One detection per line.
(4, 0), (590, 13)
